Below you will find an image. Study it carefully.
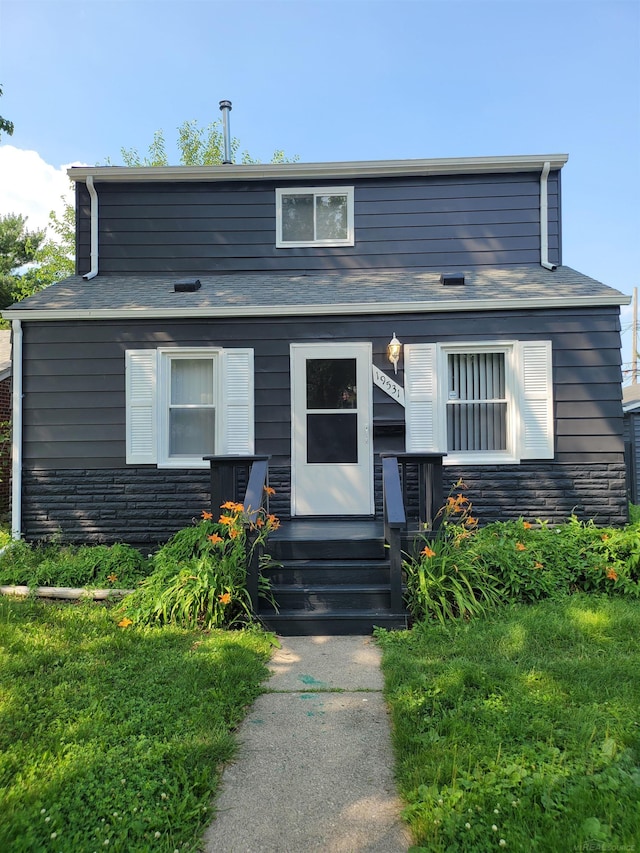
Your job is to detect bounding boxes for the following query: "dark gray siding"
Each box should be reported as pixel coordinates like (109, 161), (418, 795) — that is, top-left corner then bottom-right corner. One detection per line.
(75, 171), (560, 275)
(19, 304), (627, 541)
(624, 411), (640, 502)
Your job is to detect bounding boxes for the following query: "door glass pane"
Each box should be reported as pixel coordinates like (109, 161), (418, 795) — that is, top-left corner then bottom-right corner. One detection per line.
(281, 194), (314, 242)
(315, 194), (348, 240)
(307, 413), (358, 463)
(171, 359), (214, 405)
(170, 409), (216, 456)
(306, 359), (357, 409)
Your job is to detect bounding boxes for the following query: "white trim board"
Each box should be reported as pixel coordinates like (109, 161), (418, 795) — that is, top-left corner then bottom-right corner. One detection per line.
(3, 293), (630, 322)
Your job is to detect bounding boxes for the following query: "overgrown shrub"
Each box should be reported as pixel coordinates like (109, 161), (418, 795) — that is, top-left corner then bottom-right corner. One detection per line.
(118, 498), (279, 630)
(404, 485), (640, 622)
(0, 540), (149, 588)
(404, 481), (504, 623)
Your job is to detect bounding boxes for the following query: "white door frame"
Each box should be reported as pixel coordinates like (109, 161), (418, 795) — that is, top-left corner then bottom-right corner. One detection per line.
(290, 342), (374, 516)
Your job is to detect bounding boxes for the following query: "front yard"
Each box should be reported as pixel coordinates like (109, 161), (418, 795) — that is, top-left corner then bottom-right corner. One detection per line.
(0, 598), (273, 852)
(378, 594), (640, 852)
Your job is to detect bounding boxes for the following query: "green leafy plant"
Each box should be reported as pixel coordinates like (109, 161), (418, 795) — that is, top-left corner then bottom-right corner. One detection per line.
(403, 482), (503, 624)
(0, 540), (149, 588)
(119, 496), (280, 629)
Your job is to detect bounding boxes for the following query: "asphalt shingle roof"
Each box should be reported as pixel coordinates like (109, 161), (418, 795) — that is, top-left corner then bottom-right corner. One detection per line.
(2, 265), (626, 318)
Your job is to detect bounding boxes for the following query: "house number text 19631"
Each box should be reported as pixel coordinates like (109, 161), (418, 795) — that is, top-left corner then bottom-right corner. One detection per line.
(372, 365), (405, 407)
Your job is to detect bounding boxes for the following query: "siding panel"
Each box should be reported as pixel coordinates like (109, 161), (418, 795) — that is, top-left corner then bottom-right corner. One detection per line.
(76, 171), (561, 275)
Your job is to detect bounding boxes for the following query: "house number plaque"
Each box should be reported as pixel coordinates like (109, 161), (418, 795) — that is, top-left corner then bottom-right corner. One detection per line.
(372, 365), (405, 407)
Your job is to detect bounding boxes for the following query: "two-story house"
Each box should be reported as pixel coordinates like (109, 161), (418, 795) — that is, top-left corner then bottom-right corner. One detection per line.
(2, 152), (630, 632)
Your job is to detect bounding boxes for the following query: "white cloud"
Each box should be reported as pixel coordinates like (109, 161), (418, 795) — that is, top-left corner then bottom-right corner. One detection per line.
(0, 145), (85, 236)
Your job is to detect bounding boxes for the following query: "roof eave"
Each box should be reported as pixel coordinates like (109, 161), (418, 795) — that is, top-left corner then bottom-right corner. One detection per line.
(2, 292), (629, 322)
(67, 154), (570, 184)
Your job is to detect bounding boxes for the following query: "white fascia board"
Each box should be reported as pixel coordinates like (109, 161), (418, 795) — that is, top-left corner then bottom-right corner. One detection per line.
(67, 154), (569, 184)
(2, 292), (630, 322)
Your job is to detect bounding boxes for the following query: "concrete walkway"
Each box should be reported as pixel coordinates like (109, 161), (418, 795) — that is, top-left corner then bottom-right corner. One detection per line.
(203, 636), (411, 853)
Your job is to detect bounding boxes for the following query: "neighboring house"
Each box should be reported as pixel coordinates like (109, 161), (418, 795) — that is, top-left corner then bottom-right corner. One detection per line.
(623, 384), (640, 504)
(0, 330), (11, 517)
(1, 151), (631, 631)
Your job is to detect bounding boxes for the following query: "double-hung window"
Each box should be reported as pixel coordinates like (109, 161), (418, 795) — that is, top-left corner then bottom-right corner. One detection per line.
(445, 346), (512, 461)
(125, 347), (254, 467)
(405, 340), (553, 464)
(276, 187), (354, 247)
(163, 353), (218, 463)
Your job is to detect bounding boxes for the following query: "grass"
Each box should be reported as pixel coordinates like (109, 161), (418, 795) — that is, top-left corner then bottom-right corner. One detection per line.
(377, 595), (640, 852)
(0, 597), (274, 852)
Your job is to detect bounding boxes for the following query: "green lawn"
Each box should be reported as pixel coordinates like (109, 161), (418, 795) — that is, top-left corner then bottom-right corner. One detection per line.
(377, 594), (640, 852)
(0, 598), (273, 852)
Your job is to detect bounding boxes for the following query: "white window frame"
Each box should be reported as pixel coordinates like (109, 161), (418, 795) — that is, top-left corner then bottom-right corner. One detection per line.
(438, 342), (517, 465)
(275, 186), (355, 248)
(125, 347), (255, 469)
(157, 348), (221, 469)
(404, 340), (554, 465)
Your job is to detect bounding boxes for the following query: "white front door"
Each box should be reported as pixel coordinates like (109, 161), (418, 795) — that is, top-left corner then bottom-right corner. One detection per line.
(291, 342), (373, 516)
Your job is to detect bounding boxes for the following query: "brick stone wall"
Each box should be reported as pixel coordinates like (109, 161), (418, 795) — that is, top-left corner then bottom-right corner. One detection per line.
(21, 459), (629, 545)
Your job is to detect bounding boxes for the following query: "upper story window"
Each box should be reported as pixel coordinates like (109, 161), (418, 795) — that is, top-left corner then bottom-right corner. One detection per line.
(275, 187), (354, 248)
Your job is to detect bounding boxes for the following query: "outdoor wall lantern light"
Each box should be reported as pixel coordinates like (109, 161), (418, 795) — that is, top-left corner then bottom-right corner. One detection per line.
(387, 332), (402, 374)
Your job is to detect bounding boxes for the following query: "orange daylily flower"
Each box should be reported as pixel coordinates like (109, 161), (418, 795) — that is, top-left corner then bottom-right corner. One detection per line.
(421, 545), (436, 558)
(523, 521), (532, 529)
(201, 510), (213, 520)
(465, 517), (478, 527)
(221, 501), (244, 513)
(601, 534), (610, 542)
(118, 618), (133, 628)
(264, 486), (276, 496)
(516, 542), (527, 551)
(219, 592), (232, 605)
(208, 534), (223, 544)
(255, 517), (265, 528)
(107, 573), (118, 583)
(219, 515), (235, 526)
(534, 562), (544, 569)
(606, 569), (618, 581)
(229, 528), (240, 538)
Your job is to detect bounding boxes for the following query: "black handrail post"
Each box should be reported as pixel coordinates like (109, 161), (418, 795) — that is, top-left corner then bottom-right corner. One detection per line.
(204, 455), (270, 617)
(381, 455), (407, 614)
(246, 527), (261, 614)
(388, 525), (403, 613)
(431, 456), (444, 531)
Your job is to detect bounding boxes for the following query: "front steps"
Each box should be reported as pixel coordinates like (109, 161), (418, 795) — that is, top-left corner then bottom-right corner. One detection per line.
(259, 520), (408, 635)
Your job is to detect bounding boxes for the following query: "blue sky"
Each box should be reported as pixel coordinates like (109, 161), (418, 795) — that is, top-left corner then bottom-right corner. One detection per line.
(0, 0), (639, 372)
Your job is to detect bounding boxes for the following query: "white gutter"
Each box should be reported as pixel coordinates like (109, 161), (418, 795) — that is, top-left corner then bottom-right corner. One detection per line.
(2, 293), (630, 324)
(10, 319), (22, 540)
(540, 161), (557, 271)
(67, 154), (570, 184)
(82, 175), (99, 280)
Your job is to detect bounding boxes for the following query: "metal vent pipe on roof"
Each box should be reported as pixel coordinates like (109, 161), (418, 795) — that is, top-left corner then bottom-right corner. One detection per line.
(219, 100), (233, 164)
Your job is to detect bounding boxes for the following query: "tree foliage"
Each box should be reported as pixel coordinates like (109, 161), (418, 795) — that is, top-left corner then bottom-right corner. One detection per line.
(0, 214), (45, 313)
(0, 207), (74, 317)
(0, 84), (14, 139)
(119, 118), (297, 167)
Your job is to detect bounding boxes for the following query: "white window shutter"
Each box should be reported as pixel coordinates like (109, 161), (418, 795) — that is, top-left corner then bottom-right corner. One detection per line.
(125, 350), (157, 464)
(404, 343), (439, 452)
(222, 349), (255, 454)
(519, 341), (554, 459)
